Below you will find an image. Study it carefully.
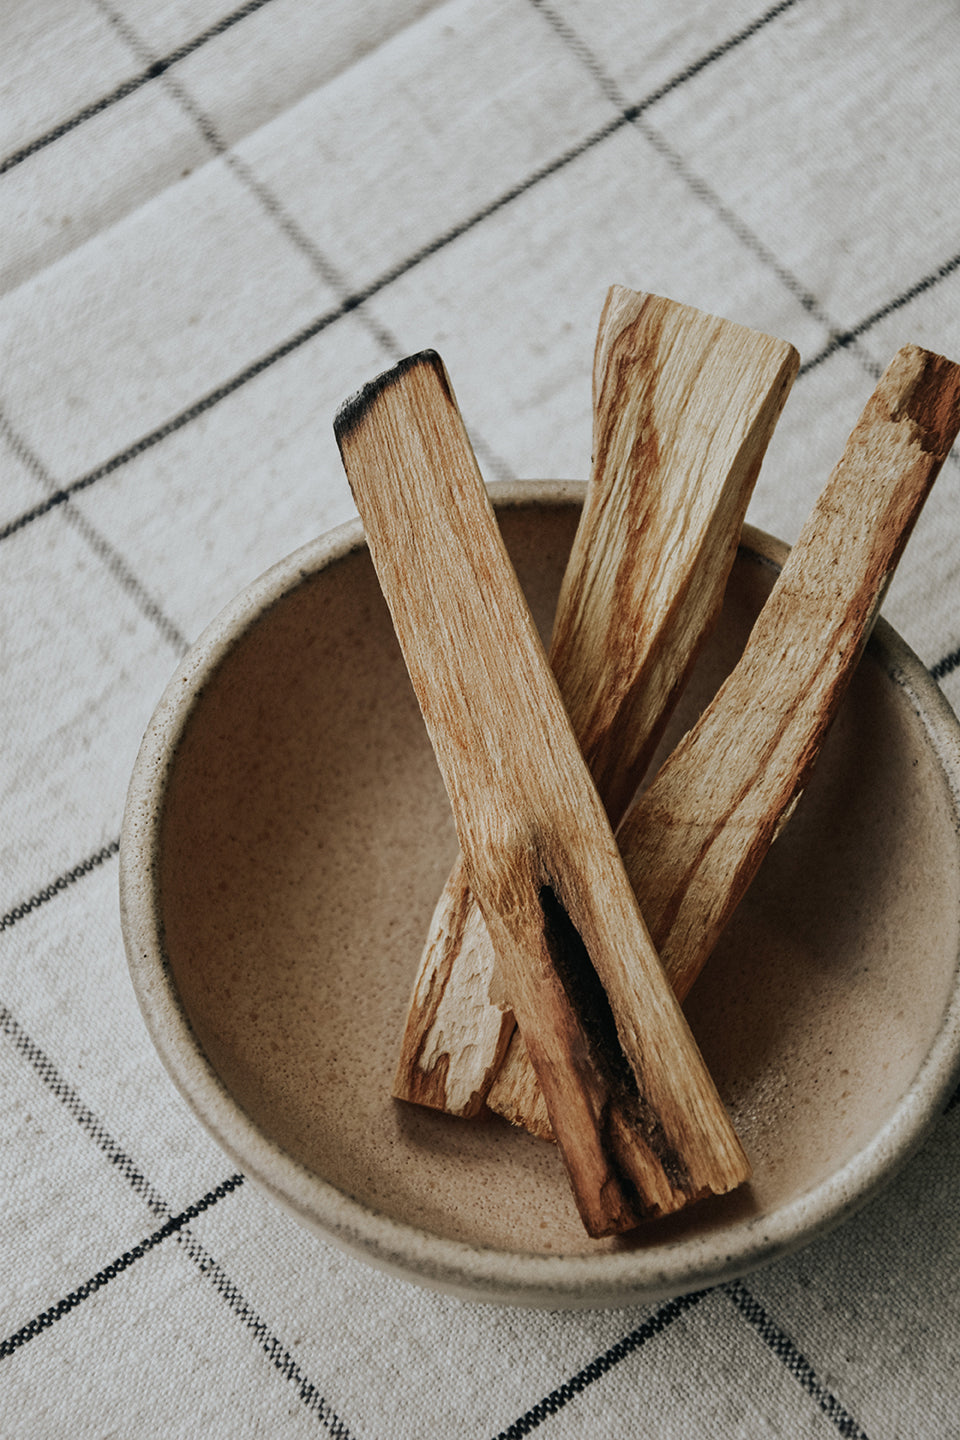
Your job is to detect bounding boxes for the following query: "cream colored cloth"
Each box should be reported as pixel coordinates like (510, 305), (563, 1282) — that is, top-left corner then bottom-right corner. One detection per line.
(3, 1), (960, 1434)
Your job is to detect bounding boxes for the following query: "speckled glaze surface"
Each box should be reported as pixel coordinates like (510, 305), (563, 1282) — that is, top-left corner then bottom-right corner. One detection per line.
(120, 481), (960, 1308)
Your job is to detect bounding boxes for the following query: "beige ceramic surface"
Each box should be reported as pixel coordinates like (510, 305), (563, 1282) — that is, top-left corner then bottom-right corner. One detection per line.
(120, 481), (960, 1308)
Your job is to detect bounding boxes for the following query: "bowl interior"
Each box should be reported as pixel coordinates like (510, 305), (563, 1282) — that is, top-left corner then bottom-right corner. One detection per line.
(140, 489), (960, 1294)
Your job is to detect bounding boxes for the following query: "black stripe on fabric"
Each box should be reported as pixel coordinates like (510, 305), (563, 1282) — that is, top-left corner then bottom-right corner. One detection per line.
(0, 1174), (245, 1360)
(526, 0), (865, 370)
(930, 647), (960, 683)
(342, 0), (805, 296)
(95, 0), (414, 397)
(0, 299), (351, 544)
(490, 1289), (711, 1439)
(800, 248), (960, 375)
(0, 1004), (167, 1211)
(0, 407), (187, 653)
(530, 0), (806, 119)
(95, 1), (518, 488)
(64, 503), (188, 654)
(724, 1282), (870, 1439)
(0, 841), (120, 933)
(1, 1007), (354, 1436)
(0, 0), (803, 546)
(170, 1237), (355, 1438)
(2, 0), (796, 181)
(619, 0), (804, 121)
(0, 0), (278, 176)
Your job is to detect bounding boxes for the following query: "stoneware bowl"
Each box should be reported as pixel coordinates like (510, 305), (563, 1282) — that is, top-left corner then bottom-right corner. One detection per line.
(120, 480), (960, 1308)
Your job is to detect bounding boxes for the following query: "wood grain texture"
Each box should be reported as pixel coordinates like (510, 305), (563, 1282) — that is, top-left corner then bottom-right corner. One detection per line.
(335, 351), (750, 1235)
(491, 343), (960, 1136)
(393, 288), (799, 1120)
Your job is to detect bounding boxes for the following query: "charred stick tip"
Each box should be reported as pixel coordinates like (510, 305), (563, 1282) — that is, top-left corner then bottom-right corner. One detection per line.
(333, 350), (451, 449)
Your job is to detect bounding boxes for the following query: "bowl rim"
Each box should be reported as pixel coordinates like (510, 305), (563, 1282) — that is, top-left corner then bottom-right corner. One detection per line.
(120, 478), (960, 1308)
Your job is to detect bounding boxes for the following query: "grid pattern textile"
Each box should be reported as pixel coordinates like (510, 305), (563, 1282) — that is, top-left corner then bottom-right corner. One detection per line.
(3, 1), (960, 1435)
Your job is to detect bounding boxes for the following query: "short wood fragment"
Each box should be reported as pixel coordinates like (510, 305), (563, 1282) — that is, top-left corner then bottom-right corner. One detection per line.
(335, 351), (750, 1235)
(393, 288), (799, 1119)
(490, 343), (960, 1137)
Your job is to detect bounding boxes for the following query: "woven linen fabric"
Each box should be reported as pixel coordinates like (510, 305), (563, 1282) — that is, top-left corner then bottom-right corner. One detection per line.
(3, 0), (960, 1435)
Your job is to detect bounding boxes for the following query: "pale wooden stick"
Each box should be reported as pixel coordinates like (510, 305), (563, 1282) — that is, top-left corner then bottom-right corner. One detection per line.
(335, 351), (750, 1236)
(491, 343), (960, 1137)
(393, 288), (799, 1117)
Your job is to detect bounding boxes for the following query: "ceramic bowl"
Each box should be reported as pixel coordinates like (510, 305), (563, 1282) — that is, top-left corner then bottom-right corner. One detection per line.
(120, 480), (960, 1308)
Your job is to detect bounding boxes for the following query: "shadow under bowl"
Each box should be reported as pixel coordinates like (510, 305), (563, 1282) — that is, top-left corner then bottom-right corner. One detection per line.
(120, 480), (960, 1308)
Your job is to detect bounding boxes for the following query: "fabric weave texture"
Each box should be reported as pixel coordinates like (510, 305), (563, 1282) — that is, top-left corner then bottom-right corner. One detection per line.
(2, 1), (960, 1435)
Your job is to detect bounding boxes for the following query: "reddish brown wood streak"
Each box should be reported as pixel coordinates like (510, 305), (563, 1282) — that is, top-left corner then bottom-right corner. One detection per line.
(494, 343), (960, 1130)
(390, 289), (800, 1145)
(337, 344), (752, 1235)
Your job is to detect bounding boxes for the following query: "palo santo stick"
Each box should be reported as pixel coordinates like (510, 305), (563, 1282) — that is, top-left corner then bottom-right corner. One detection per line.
(491, 343), (960, 1137)
(335, 351), (750, 1237)
(393, 289), (799, 1118)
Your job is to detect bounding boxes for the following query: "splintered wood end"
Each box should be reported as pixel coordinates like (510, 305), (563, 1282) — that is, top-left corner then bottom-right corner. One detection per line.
(876, 345), (960, 460)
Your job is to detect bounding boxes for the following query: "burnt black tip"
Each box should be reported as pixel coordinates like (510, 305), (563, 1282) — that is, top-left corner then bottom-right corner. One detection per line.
(333, 350), (449, 446)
